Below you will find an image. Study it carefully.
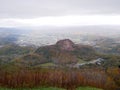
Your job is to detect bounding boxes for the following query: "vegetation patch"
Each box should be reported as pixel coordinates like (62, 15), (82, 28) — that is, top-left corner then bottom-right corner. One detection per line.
(0, 87), (65, 90)
(76, 87), (102, 90)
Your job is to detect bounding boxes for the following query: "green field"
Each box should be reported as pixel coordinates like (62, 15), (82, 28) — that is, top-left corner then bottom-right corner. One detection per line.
(40, 63), (55, 67)
(78, 59), (86, 63)
(76, 87), (102, 90)
(0, 87), (102, 90)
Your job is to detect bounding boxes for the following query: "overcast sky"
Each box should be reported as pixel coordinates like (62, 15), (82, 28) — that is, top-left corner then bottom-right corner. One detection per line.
(0, 0), (120, 27)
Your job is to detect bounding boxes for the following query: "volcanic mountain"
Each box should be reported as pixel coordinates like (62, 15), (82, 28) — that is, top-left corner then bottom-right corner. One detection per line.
(15, 39), (98, 66)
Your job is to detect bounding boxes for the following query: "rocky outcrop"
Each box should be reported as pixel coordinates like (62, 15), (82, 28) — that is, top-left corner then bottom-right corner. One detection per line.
(56, 39), (75, 51)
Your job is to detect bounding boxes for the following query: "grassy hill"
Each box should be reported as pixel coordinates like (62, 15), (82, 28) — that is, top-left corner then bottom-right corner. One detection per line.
(0, 44), (34, 56)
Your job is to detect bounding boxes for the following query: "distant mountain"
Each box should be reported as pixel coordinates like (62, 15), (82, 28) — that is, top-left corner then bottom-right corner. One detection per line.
(14, 39), (98, 66)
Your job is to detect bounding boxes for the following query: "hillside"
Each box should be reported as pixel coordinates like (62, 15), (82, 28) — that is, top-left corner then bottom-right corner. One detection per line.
(0, 44), (33, 56)
(13, 39), (99, 67)
(0, 39), (120, 90)
(0, 39), (119, 69)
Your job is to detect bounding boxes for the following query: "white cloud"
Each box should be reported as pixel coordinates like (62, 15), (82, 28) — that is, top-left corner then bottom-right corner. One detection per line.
(0, 15), (120, 27)
(0, 0), (120, 18)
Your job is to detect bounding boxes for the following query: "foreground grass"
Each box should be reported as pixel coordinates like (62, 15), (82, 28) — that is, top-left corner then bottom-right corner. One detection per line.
(76, 87), (102, 90)
(0, 87), (102, 90)
(0, 87), (65, 90)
